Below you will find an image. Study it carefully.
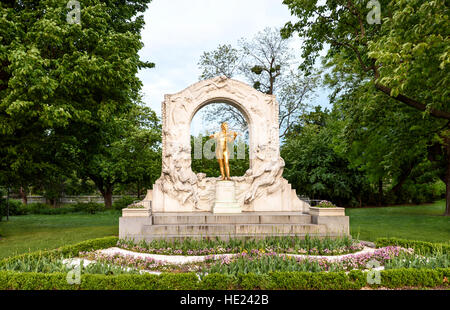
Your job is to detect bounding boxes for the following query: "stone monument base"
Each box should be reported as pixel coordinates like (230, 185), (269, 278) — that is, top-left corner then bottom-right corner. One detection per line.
(119, 211), (349, 242)
(213, 180), (241, 214)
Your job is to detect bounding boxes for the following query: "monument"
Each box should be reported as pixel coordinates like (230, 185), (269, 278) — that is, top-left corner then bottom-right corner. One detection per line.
(119, 76), (349, 241)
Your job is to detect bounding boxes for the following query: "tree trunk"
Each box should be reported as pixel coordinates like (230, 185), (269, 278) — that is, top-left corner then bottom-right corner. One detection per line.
(137, 180), (141, 200)
(102, 186), (113, 209)
(89, 175), (114, 209)
(444, 136), (450, 216)
(19, 187), (27, 205)
(378, 179), (383, 207)
(390, 159), (419, 202)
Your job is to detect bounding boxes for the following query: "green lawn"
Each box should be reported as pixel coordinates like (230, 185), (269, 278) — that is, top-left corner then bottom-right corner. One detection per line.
(0, 201), (448, 259)
(347, 200), (450, 243)
(0, 211), (119, 259)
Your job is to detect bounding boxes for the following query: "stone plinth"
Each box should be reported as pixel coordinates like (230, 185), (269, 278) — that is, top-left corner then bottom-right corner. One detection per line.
(118, 212), (350, 242)
(213, 181), (241, 214)
(309, 207), (346, 217)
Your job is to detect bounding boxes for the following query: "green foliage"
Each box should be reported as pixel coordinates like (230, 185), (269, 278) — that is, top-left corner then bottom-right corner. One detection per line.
(191, 135), (249, 178)
(331, 84), (444, 206)
(281, 0), (450, 214)
(112, 196), (137, 210)
(119, 235), (356, 256)
(198, 44), (239, 79)
(0, 0), (157, 208)
(282, 108), (369, 206)
(25, 203), (75, 215)
(198, 273), (235, 290)
(0, 268), (447, 290)
(375, 238), (450, 255)
(367, 0), (449, 114)
(206, 255), (326, 276)
(0, 199), (26, 218)
(385, 253), (449, 270)
(377, 268), (449, 289)
(72, 203), (105, 214)
(316, 200), (338, 208)
(0, 237), (448, 290)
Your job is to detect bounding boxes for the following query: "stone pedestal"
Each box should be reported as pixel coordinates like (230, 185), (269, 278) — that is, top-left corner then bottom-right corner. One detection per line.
(213, 181), (241, 214)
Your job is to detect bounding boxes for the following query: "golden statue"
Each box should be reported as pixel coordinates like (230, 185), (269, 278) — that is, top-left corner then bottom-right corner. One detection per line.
(209, 122), (239, 180)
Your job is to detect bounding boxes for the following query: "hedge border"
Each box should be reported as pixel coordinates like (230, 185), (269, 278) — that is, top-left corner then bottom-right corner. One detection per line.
(0, 237), (448, 290)
(0, 268), (448, 290)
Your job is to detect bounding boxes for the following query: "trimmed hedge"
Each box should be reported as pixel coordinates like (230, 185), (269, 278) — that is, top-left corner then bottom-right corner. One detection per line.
(375, 237), (450, 255)
(0, 269), (448, 290)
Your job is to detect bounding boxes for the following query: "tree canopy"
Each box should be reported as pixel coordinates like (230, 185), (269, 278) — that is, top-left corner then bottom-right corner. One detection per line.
(281, 0), (450, 215)
(0, 0), (157, 207)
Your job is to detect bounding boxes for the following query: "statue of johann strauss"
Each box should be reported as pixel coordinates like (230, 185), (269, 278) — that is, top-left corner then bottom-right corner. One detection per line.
(208, 122), (239, 180)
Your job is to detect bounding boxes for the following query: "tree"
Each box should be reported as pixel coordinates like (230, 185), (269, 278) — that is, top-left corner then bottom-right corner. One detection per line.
(281, 0), (450, 215)
(77, 105), (161, 208)
(332, 83), (443, 206)
(0, 0), (155, 205)
(197, 27), (318, 137)
(282, 107), (369, 206)
(198, 44), (240, 79)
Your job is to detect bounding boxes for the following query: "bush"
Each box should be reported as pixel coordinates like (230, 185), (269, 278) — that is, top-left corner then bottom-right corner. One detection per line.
(24, 203), (77, 215)
(27, 203), (51, 214)
(112, 196), (137, 210)
(375, 238), (450, 255)
(0, 198), (26, 219)
(72, 202), (105, 214)
(0, 268), (447, 290)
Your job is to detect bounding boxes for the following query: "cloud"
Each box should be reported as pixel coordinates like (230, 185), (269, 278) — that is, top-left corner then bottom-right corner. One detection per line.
(137, 0), (297, 115)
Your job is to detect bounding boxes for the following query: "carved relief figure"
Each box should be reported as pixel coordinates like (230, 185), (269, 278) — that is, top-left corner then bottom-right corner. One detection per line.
(244, 157), (285, 204)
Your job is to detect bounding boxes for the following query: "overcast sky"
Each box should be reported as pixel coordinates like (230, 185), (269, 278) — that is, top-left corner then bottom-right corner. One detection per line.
(137, 0), (330, 133)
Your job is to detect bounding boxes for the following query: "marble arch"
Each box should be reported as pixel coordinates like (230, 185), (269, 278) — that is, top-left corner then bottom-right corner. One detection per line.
(151, 76), (308, 213)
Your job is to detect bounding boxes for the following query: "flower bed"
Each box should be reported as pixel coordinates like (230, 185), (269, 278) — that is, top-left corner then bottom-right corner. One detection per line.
(116, 235), (366, 256)
(0, 237), (448, 290)
(76, 245), (418, 276)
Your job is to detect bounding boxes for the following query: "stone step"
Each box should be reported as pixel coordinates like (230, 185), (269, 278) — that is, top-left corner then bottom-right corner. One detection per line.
(151, 212), (312, 225)
(144, 223), (326, 236)
(139, 233), (337, 242)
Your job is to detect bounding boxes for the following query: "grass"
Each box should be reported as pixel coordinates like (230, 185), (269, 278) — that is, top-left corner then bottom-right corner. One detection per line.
(347, 200), (450, 243)
(0, 200), (448, 259)
(0, 211), (119, 259)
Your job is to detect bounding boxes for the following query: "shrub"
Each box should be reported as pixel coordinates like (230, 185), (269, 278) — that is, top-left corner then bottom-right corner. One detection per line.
(0, 199), (26, 218)
(1, 268), (447, 290)
(27, 203), (51, 214)
(377, 268), (448, 289)
(112, 196), (137, 210)
(199, 274), (235, 290)
(316, 200), (338, 208)
(72, 202), (105, 214)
